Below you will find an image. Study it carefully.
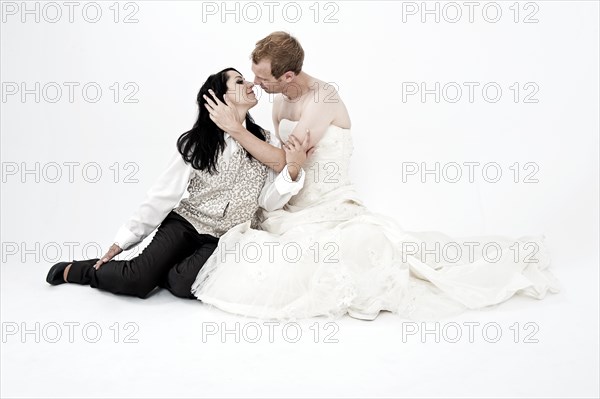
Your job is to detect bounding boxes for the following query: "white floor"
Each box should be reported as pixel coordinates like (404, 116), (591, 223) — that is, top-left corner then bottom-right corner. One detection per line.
(1, 250), (598, 398)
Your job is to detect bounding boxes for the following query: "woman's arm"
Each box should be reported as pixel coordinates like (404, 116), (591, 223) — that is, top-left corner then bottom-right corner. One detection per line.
(95, 148), (192, 270)
(113, 148), (192, 251)
(258, 131), (311, 211)
(203, 89), (288, 174)
(228, 124), (287, 174)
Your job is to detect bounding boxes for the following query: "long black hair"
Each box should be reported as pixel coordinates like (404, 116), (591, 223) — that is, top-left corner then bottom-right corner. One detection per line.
(177, 67), (266, 174)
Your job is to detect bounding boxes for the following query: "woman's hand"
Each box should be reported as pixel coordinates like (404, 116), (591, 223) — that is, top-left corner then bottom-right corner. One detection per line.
(203, 89), (243, 134)
(283, 130), (313, 180)
(93, 243), (123, 270)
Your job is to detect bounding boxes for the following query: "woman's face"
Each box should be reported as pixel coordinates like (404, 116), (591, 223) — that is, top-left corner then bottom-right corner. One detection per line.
(224, 71), (257, 108)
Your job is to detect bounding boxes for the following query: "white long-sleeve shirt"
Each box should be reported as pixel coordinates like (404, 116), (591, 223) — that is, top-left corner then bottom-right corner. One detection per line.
(113, 129), (304, 251)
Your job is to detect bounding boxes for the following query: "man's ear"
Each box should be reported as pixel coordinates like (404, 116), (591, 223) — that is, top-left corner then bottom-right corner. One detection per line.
(283, 71), (296, 82)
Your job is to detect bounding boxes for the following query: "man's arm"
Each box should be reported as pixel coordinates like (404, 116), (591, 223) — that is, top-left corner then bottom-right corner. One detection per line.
(285, 91), (337, 148)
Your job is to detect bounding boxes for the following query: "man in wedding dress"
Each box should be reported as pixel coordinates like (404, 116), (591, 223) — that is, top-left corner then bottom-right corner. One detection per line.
(198, 32), (559, 321)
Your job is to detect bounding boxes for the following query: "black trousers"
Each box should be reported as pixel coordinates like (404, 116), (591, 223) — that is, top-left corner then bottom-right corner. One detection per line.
(68, 211), (218, 299)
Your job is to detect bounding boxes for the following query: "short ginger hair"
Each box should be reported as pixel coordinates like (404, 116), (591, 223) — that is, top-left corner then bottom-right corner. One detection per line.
(251, 31), (304, 79)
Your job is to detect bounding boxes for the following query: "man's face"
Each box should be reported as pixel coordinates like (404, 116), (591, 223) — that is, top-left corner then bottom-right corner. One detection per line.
(251, 59), (285, 94)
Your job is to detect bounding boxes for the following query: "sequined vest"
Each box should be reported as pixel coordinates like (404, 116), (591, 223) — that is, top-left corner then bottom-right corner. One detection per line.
(173, 133), (269, 237)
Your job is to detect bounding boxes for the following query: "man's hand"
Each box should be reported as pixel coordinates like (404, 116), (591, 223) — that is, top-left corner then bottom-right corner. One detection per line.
(283, 130), (313, 180)
(203, 89), (244, 134)
(94, 243), (123, 270)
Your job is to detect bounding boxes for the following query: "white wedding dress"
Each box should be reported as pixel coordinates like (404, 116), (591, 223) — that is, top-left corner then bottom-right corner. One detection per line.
(191, 119), (559, 320)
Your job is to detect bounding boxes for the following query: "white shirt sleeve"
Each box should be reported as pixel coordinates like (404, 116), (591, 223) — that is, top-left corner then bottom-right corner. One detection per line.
(113, 148), (192, 251)
(258, 132), (306, 212)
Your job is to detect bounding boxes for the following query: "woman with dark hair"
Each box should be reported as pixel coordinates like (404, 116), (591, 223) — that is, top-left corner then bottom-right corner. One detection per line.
(45, 67), (307, 299)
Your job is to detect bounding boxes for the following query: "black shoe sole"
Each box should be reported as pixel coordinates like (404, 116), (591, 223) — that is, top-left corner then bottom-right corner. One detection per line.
(46, 261), (72, 285)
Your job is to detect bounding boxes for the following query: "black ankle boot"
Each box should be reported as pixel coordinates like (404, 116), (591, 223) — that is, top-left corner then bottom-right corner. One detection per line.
(46, 259), (99, 286)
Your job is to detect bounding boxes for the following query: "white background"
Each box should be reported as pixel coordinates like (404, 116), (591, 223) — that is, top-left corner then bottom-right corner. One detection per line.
(1, 1), (599, 398)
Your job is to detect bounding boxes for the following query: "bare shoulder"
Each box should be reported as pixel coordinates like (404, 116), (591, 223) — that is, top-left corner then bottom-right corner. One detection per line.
(303, 79), (347, 121)
(307, 78), (351, 128)
(313, 78), (344, 101)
